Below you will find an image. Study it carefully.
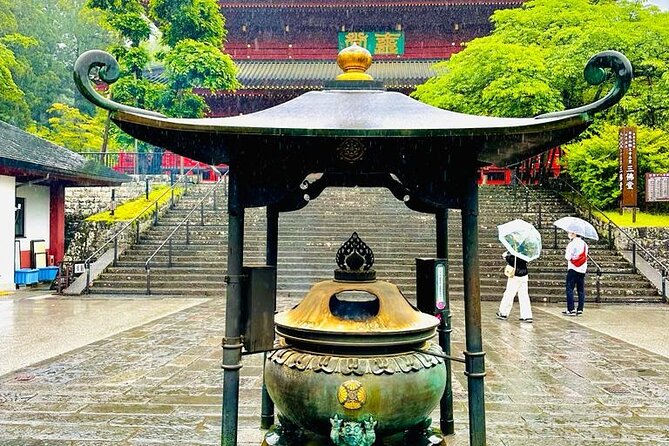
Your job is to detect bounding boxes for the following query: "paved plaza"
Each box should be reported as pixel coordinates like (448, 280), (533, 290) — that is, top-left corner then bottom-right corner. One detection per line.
(0, 290), (668, 446)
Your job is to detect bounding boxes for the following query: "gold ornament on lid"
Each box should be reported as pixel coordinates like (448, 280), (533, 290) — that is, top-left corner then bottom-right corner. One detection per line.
(336, 44), (373, 81)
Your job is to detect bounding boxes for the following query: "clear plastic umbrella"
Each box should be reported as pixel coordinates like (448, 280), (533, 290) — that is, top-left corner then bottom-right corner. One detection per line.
(497, 219), (542, 262)
(553, 216), (599, 240)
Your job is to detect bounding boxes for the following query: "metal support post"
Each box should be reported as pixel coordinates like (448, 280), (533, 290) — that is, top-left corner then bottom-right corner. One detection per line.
(537, 202), (542, 229)
(221, 170), (244, 446)
(632, 244), (637, 273)
(110, 189), (116, 216)
(608, 223), (613, 250)
(261, 206), (279, 429)
(168, 239), (173, 267)
(154, 202), (158, 226)
(461, 169), (486, 446)
(85, 265), (91, 294)
(113, 238), (118, 266)
(553, 226), (558, 249)
(436, 209), (454, 436)
(524, 188), (529, 213)
(145, 177), (149, 200)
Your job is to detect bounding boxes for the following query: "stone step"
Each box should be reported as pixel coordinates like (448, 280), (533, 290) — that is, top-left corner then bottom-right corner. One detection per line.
(86, 285), (663, 304)
(88, 185), (662, 302)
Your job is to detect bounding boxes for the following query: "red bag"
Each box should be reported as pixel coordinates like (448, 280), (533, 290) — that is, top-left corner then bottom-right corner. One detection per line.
(571, 248), (587, 267)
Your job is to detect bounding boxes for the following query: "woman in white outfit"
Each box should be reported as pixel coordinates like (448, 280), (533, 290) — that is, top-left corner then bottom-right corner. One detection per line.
(496, 251), (533, 323)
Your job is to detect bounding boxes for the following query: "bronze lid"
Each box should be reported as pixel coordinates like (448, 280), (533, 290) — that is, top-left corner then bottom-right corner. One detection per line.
(274, 279), (438, 352)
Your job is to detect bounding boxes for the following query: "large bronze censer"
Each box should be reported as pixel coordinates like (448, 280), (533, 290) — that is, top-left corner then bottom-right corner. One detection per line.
(264, 233), (446, 446)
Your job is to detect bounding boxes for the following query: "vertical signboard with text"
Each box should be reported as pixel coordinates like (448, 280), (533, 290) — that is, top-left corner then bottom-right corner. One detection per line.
(619, 127), (637, 208)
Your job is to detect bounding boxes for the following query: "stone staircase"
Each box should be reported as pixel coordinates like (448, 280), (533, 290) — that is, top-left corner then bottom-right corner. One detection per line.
(88, 184), (664, 304)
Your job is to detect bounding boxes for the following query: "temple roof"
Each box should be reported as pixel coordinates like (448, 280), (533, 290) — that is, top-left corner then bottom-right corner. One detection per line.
(0, 121), (129, 186)
(146, 59), (440, 90)
(75, 48), (631, 171)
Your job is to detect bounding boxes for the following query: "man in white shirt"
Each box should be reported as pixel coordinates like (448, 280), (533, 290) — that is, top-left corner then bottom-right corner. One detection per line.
(562, 232), (588, 316)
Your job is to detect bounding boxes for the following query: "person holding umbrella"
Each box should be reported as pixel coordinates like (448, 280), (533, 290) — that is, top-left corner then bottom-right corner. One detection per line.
(553, 217), (599, 316)
(496, 219), (542, 323)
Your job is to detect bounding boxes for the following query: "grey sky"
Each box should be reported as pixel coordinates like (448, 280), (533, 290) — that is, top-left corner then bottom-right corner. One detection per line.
(646, 0), (669, 10)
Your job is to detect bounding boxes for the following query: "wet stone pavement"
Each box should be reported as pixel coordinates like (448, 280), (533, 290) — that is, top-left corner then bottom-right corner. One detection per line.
(0, 296), (668, 446)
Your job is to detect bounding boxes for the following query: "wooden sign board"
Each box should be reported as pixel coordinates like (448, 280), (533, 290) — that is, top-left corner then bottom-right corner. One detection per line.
(646, 173), (669, 202)
(619, 127), (637, 207)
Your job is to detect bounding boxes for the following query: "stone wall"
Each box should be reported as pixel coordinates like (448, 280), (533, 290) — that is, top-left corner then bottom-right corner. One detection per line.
(65, 175), (172, 217)
(614, 227), (669, 270)
(64, 175), (174, 262)
(567, 194), (669, 272)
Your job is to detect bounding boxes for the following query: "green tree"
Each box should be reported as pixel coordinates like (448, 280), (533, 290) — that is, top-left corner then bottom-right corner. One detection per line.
(414, 39), (563, 117)
(29, 103), (123, 153)
(0, 0), (33, 126)
(87, 0), (239, 120)
(85, 0), (239, 160)
(10, 0), (117, 124)
(565, 123), (669, 209)
(413, 0), (669, 209)
(415, 0), (669, 123)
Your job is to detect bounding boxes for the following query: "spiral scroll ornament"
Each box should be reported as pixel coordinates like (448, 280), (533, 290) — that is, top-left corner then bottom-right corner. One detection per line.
(73, 50), (165, 118)
(536, 50), (633, 119)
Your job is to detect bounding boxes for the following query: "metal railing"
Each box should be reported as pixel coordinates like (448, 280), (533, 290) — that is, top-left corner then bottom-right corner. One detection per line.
(83, 165), (201, 293)
(587, 254), (603, 303)
(144, 169), (228, 295)
(512, 174), (544, 229)
(78, 150), (228, 177)
(550, 176), (669, 301)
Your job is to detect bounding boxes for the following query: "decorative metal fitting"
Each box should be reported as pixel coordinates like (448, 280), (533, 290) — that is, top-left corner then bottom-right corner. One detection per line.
(335, 232), (376, 281)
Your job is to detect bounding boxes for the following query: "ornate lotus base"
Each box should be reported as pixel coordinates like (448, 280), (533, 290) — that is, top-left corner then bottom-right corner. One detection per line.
(264, 341), (447, 445)
(262, 414), (445, 446)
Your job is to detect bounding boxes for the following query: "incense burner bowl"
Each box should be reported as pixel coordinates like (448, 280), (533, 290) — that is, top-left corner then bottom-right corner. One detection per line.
(265, 270), (446, 445)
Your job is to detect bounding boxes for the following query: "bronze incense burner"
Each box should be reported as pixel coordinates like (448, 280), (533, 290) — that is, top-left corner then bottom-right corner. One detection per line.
(264, 233), (446, 446)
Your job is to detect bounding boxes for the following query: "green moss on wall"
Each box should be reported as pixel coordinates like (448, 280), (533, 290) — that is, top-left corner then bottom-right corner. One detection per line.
(86, 185), (184, 223)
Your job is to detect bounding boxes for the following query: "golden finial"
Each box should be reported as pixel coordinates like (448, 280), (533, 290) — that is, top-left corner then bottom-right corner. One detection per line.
(336, 44), (373, 81)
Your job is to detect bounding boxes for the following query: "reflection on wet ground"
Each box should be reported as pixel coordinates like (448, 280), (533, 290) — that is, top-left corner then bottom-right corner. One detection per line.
(0, 295), (667, 445)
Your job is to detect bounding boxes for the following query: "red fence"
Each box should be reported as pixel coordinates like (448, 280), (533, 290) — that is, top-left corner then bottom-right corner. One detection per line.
(81, 151), (228, 180)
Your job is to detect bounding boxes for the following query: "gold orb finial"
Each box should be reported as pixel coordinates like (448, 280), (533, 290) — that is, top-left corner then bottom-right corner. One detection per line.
(336, 44), (373, 81)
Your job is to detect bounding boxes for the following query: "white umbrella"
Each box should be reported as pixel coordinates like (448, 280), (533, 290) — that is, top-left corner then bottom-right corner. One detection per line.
(497, 219), (542, 262)
(553, 216), (599, 240)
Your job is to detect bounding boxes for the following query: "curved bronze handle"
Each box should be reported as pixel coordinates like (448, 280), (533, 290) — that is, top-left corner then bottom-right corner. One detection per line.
(536, 50), (633, 119)
(73, 50), (165, 118)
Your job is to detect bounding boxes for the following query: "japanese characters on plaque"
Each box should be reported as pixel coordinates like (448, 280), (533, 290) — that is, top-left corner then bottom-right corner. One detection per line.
(338, 31), (405, 55)
(646, 173), (669, 202)
(618, 127), (637, 207)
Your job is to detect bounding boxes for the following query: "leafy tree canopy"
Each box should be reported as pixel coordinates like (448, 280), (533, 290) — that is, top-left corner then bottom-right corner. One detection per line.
(0, 0), (33, 126)
(565, 123), (669, 208)
(29, 103), (123, 152)
(413, 0), (669, 210)
(150, 0), (226, 48)
(414, 0), (669, 123)
(87, 0), (238, 121)
(10, 0), (117, 124)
